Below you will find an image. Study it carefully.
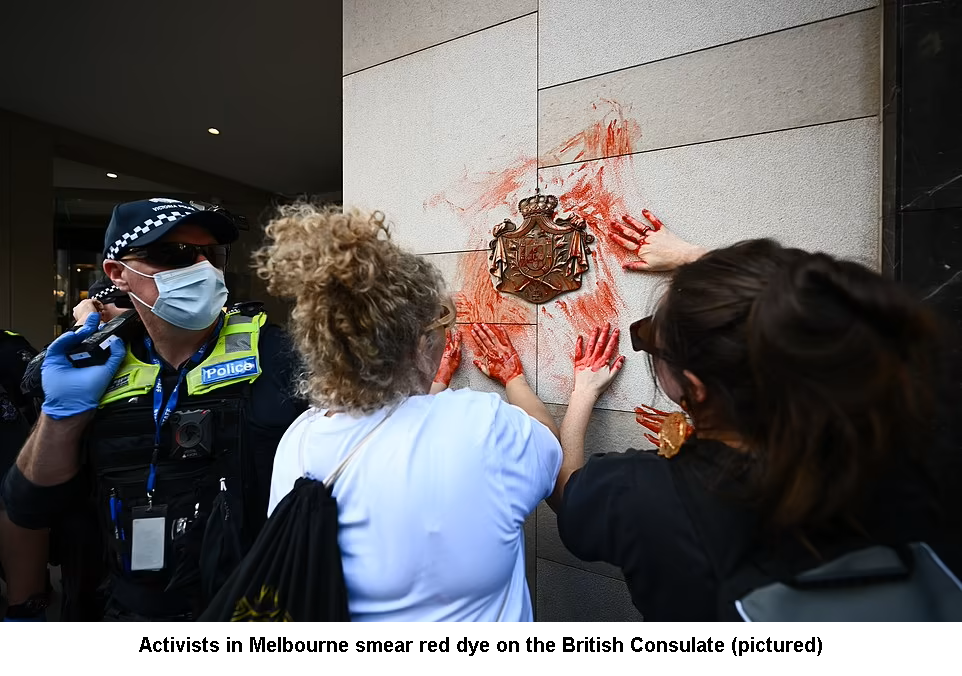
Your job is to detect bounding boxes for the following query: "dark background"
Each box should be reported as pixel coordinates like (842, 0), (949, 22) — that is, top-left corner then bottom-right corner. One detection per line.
(886, 0), (962, 534)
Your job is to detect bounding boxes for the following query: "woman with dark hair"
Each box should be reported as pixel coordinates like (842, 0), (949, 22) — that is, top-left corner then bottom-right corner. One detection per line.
(551, 210), (962, 621)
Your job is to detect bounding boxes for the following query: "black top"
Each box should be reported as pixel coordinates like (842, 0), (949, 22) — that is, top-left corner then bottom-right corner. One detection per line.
(558, 446), (722, 620)
(557, 439), (960, 621)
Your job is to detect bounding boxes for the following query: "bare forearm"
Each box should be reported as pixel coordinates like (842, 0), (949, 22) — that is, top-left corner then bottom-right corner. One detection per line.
(681, 244), (709, 265)
(505, 375), (560, 440)
(15, 413), (90, 486)
(661, 242), (709, 271)
(547, 391), (595, 512)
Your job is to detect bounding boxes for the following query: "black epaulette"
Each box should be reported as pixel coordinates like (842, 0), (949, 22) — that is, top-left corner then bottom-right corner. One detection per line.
(227, 301), (266, 317)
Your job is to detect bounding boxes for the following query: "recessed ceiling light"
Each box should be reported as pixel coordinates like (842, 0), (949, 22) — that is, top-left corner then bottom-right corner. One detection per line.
(207, 127), (221, 135)
(106, 172), (118, 179)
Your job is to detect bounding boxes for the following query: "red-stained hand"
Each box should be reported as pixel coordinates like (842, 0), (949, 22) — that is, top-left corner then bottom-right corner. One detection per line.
(471, 323), (524, 386)
(433, 329), (462, 386)
(572, 323), (625, 400)
(608, 209), (705, 272)
(635, 403), (693, 457)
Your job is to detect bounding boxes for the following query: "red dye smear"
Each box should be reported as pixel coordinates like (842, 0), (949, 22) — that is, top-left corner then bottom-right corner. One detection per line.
(425, 98), (643, 384)
(531, 101), (645, 397)
(424, 159), (539, 326)
(543, 115), (638, 336)
(424, 159), (537, 246)
(553, 277), (625, 338)
(543, 100), (642, 166)
(555, 117), (639, 163)
(453, 258), (529, 325)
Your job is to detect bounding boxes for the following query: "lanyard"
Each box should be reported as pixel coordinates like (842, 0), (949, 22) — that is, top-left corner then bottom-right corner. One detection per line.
(142, 316), (223, 505)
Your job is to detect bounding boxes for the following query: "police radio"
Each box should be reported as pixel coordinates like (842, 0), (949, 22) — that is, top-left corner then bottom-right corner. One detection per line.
(66, 310), (143, 367)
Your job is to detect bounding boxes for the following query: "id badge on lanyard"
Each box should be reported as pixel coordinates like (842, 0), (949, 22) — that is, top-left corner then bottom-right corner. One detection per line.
(131, 504), (168, 571)
(130, 319), (220, 572)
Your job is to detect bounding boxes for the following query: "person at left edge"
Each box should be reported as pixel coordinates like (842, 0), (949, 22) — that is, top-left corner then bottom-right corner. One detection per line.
(0, 198), (307, 621)
(0, 329), (49, 621)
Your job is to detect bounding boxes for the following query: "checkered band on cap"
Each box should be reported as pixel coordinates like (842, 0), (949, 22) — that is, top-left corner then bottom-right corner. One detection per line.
(92, 284), (121, 301)
(105, 207), (197, 259)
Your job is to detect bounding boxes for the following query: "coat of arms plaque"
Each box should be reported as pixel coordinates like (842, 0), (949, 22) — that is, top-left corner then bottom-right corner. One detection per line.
(488, 190), (594, 304)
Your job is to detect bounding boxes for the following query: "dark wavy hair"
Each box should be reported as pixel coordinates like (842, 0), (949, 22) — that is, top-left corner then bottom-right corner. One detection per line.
(651, 239), (940, 529)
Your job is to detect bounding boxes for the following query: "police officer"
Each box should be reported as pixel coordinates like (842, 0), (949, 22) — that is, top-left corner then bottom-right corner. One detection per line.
(20, 278), (133, 407)
(73, 278), (133, 326)
(1, 198), (306, 620)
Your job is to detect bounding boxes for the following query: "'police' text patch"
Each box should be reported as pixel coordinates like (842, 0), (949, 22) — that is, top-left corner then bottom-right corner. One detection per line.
(200, 356), (259, 385)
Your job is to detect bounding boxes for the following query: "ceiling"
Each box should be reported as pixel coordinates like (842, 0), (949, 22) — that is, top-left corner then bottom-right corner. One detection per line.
(0, 0), (342, 196)
(53, 158), (188, 193)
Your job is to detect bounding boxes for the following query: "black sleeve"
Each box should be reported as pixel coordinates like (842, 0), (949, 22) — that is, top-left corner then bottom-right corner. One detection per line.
(557, 450), (665, 564)
(0, 464), (88, 529)
(558, 449), (718, 620)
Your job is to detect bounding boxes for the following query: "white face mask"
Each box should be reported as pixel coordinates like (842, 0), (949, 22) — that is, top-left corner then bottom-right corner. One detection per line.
(120, 260), (228, 330)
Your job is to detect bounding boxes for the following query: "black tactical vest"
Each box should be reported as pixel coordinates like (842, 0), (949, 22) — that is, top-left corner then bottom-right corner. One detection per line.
(82, 312), (268, 619)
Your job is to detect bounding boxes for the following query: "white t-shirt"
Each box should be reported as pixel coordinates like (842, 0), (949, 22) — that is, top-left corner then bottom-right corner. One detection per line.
(268, 388), (562, 622)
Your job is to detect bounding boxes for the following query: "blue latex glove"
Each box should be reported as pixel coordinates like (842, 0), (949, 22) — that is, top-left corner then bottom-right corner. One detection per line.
(40, 313), (127, 420)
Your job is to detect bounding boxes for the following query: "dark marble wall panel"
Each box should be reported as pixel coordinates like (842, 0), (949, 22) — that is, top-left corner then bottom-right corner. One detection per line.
(900, 208), (962, 544)
(900, 208), (962, 319)
(894, 2), (962, 504)
(899, 0), (962, 211)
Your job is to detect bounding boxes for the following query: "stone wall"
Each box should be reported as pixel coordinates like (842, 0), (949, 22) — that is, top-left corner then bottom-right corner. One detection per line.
(343, 0), (880, 620)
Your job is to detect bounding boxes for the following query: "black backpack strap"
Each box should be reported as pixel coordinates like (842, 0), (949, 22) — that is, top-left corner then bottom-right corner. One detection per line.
(734, 542), (962, 621)
(787, 543), (912, 589)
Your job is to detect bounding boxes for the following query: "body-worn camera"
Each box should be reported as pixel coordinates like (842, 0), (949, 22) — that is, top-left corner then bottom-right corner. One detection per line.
(169, 409), (213, 460)
(66, 310), (142, 367)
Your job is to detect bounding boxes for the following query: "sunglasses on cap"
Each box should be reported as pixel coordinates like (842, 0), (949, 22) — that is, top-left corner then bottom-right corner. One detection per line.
(425, 297), (457, 332)
(189, 201), (248, 230)
(629, 315), (658, 355)
(123, 242), (230, 270)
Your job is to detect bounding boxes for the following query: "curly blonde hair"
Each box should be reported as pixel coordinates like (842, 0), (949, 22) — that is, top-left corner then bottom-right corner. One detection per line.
(253, 203), (446, 414)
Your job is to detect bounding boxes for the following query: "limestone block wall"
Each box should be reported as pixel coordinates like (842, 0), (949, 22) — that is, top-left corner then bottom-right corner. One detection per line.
(343, 0), (880, 621)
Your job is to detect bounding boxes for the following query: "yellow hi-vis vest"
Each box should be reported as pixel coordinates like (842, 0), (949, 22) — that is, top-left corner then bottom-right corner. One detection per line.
(99, 311), (267, 407)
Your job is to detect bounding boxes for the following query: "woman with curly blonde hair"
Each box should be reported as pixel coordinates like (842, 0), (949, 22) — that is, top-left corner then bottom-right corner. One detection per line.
(256, 203), (561, 622)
